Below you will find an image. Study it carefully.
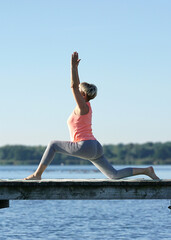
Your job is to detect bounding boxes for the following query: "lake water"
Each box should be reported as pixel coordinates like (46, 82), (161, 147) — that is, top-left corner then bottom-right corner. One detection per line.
(0, 165), (171, 240)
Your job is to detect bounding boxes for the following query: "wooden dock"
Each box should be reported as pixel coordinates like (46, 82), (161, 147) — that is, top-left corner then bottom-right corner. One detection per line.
(0, 179), (171, 209)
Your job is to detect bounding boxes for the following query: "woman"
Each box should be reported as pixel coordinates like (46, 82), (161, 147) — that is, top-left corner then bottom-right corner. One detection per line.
(25, 52), (159, 180)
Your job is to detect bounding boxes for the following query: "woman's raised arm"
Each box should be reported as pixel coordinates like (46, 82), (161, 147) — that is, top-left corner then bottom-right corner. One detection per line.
(71, 52), (80, 88)
(71, 52), (88, 115)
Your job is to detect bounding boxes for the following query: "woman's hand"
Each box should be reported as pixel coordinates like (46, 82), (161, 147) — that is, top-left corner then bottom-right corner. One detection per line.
(71, 51), (81, 68)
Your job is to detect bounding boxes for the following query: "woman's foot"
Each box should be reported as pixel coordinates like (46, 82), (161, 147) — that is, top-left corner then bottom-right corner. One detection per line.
(24, 164), (46, 180)
(24, 173), (41, 180)
(145, 166), (160, 180)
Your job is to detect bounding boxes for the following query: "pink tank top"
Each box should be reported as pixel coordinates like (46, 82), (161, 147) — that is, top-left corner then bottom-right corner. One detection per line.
(67, 102), (96, 142)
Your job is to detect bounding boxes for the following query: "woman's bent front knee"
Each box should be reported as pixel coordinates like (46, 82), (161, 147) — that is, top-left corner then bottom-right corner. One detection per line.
(48, 140), (57, 152)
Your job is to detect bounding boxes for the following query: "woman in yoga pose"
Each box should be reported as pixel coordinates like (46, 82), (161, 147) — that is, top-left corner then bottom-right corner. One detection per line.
(25, 52), (159, 180)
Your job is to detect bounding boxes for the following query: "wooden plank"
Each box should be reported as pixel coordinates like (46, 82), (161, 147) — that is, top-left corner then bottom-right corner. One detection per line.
(0, 179), (171, 200)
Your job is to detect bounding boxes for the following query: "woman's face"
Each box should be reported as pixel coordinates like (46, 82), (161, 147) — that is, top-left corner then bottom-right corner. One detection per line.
(79, 89), (87, 101)
(79, 84), (88, 101)
(79, 84), (82, 92)
(80, 91), (86, 98)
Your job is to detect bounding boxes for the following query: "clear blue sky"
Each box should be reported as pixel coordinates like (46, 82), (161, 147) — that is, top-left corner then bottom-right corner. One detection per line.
(0, 0), (171, 146)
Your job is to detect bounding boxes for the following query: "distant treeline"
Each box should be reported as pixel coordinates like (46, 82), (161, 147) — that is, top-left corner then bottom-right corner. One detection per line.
(0, 142), (171, 165)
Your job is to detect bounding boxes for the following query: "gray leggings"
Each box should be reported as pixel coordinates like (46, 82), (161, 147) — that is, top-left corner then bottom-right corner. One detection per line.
(40, 140), (133, 179)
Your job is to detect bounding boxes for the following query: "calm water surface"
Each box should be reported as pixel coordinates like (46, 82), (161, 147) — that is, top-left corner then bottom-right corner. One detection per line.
(0, 165), (171, 240)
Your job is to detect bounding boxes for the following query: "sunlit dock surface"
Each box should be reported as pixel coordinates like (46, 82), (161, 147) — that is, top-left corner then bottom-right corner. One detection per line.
(0, 179), (171, 209)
